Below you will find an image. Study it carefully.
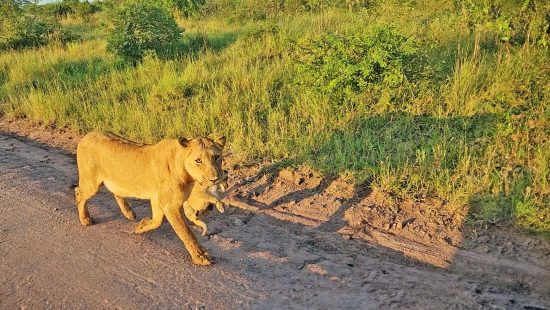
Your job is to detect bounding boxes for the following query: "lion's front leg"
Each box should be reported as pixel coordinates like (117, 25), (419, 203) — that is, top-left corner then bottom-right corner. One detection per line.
(164, 205), (211, 266)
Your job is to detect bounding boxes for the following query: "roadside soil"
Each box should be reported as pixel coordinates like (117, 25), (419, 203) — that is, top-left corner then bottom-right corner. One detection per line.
(1, 118), (549, 309)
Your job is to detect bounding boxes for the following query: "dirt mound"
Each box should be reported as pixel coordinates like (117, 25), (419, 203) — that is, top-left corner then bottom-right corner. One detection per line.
(342, 188), (465, 267)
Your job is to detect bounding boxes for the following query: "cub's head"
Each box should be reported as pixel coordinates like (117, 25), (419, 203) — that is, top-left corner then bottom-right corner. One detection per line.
(179, 136), (226, 186)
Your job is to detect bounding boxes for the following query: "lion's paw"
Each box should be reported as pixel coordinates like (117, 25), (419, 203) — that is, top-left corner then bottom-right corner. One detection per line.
(191, 249), (212, 266)
(134, 218), (150, 234)
(79, 216), (93, 226)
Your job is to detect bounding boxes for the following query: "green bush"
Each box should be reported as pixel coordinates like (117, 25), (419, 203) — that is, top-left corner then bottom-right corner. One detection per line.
(458, 0), (550, 46)
(299, 0), (370, 12)
(201, 0), (370, 22)
(293, 27), (422, 106)
(163, 0), (204, 17)
(0, 2), (77, 51)
(107, 0), (183, 63)
(3, 16), (55, 49)
(42, 1), (73, 19)
(73, 1), (101, 20)
(23, 0), (100, 20)
(0, 0), (21, 18)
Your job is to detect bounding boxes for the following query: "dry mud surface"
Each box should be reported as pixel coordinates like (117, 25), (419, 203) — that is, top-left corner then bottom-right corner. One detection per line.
(0, 120), (549, 309)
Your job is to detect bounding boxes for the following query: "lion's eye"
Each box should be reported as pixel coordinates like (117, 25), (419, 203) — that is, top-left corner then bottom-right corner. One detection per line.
(195, 158), (202, 164)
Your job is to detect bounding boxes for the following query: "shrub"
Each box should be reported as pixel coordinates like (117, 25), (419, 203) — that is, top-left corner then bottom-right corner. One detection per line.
(107, 0), (183, 63)
(201, 0), (370, 22)
(73, 1), (101, 20)
(293, 27), (422, 106)
(164, 0), (204, 17)
(458, 0), (550, 46)
(4, 15), (55, 49)
(0, 5), (77, 51)
(299, 0), (370, 12)
(0, 0), (21, 19)
(42, 1), (73, 19)
(24, 0), (100, 20)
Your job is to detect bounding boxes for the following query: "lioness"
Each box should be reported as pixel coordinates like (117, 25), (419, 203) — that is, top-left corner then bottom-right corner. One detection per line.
(184, 172), (228, 236)
(75, 131), (226, 266)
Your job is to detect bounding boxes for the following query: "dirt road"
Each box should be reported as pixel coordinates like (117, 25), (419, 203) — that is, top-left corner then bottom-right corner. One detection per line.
(0, 129), (549, 309)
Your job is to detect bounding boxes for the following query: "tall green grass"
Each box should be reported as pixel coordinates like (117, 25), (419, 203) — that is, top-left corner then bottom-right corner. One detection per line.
(0, 0), (548, 232)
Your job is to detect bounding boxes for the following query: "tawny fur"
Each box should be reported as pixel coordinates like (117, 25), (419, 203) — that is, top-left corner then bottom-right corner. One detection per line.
(184, 173), (228, 236)
(74, 131), (226, 266)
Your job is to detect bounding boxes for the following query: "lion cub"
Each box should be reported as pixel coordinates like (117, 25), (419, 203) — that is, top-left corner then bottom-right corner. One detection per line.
(184, 172), (228, 236)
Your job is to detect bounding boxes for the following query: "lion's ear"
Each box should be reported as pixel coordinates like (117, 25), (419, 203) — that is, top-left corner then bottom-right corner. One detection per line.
(178, 137), (190, 147)
(214, 136), (226, 148)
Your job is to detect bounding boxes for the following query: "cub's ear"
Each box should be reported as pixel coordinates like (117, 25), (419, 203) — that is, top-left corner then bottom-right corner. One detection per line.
(178, 137), (190, 147)
(214, 135), (226, 148)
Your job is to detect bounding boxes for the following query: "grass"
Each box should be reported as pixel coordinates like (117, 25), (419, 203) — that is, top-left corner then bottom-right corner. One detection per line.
(0, 0), (548, 232)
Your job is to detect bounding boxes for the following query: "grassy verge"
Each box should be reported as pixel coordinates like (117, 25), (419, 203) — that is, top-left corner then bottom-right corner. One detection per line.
(0, 0), (548, 232)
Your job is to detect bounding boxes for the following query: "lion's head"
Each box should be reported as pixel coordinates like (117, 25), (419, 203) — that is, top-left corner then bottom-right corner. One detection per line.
(178, 136), (226, 186)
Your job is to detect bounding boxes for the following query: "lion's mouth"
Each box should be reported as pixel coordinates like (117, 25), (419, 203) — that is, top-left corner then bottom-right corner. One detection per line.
(198, 179), (216, 187)
(197, 170), (228, 187)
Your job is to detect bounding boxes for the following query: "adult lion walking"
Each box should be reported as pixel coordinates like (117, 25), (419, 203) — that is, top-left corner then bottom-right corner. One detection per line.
(75, 131), (226, 266)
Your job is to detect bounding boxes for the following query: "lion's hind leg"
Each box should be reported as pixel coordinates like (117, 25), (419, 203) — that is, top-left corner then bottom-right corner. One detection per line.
(135, 198), (164, 234)
(75, 180), (100, 226)
(114, 195), (136, 221)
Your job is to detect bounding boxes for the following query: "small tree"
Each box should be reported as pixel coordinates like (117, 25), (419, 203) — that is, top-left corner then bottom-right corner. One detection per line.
(165, 0), (204, 17)
(5, 15), (55, 49)
(42, 1), (73, 19)
(293, 27), (421, 105)
(107, 0), (183, 63)
(0, 0), (76, 51)
(0, 0), (21, 18)
(73, 1), (100, 21)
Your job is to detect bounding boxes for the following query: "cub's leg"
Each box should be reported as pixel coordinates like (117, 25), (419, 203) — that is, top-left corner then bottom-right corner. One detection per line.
(214, 200), (225, 214)
(205, 195), (225, 213)
(184, 203), (208, 236)
(135, 198), (164, 234)
(75, 179), (101, 226)
(163, 203), (211, 266)
(114, 195), (136, 221)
